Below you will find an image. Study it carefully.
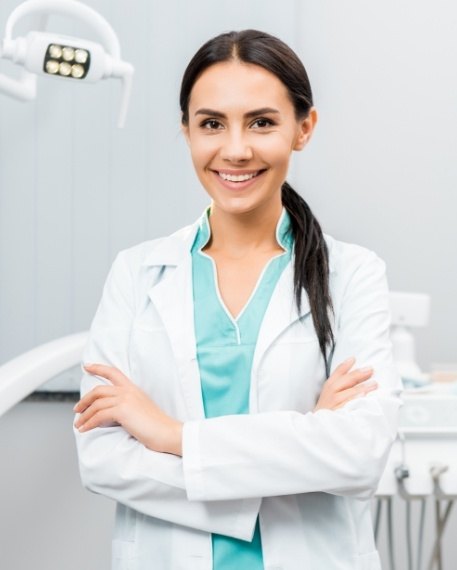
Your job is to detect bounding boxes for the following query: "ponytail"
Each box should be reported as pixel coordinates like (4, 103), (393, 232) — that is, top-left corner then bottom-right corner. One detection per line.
(281, 182), (334, 374)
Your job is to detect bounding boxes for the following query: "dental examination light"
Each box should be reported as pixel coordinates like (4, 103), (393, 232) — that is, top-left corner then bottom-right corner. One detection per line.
(0, 0), (134, 127)
(389, 292), (431, 384)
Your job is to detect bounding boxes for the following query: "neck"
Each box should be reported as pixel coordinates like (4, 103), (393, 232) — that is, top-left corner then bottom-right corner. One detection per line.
(205, 197), (284, 256)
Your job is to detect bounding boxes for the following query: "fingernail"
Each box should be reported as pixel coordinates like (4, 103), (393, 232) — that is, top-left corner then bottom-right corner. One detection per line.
(344, 356), (356, 364)
(359, 367), (373, 373)
(84, 363), (94, 369)
(364, 380), (377, 387)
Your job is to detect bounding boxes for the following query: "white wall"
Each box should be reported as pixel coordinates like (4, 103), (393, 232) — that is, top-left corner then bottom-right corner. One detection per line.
(291, 0), (457, 371)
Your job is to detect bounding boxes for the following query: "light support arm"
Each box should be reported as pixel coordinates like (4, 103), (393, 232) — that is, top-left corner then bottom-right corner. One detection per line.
(0, 13), (48, 101)
(4, 0), (121, 58)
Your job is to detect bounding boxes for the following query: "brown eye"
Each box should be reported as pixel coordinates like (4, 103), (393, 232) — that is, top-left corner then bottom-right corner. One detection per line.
(252, 118), (274, 129)
(201, 119), (223, 130)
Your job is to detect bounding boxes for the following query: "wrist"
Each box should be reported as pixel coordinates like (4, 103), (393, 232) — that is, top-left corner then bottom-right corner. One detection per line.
(169, 420), (183, 456)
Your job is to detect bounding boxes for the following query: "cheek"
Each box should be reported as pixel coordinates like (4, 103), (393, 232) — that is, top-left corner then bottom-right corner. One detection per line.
(254, 133), (294, 164)
(190, 137), (217, 167)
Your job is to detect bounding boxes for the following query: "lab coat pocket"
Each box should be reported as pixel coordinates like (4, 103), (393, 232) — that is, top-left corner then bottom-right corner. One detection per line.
(112, 539), (137, 570)
(356, 550), (382, 570)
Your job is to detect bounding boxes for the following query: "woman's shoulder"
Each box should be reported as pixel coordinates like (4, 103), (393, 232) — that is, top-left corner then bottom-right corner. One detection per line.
(323, 234), (391, 325)
(114, 220), (198, 271)
(323, 233), (386, 280)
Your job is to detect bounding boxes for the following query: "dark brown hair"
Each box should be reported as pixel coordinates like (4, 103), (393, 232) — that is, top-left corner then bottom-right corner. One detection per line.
(180, 29), (334, 373)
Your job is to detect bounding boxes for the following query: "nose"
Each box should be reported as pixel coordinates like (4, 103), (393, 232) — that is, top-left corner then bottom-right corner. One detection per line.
(220, 129), (253, 163)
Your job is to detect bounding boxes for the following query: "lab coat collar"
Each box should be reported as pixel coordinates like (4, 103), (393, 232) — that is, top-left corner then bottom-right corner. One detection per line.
(141, 208), (335, 272)
(141, 221), (199, 267)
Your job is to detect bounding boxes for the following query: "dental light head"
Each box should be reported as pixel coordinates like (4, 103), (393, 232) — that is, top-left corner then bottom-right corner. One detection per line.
(0, 0), (134, 128)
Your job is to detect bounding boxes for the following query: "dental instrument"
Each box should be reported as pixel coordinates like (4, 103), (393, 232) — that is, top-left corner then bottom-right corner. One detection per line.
(427, 465), (456, 570)
(376, 389), (457, 570)
(0, 0), (134, 127)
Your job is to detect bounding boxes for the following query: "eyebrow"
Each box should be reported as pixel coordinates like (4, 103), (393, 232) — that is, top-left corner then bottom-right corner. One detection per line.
(194, 107), (280, 119)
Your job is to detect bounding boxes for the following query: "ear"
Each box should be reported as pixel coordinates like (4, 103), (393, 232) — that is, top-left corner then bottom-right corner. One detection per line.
(293, 107), (318, 151)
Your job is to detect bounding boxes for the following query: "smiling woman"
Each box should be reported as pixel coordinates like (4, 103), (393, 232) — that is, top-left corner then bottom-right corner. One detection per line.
(73, 29), (401, 570)
(182, 61), (315, 216)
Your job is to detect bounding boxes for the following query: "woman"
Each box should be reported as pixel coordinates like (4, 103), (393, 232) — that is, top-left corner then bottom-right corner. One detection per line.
(74, 30), (402, 570)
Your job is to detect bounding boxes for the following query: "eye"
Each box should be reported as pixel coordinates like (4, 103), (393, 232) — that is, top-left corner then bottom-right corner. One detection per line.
(251, 117), (275, 129)
(200, 119), (223, 130)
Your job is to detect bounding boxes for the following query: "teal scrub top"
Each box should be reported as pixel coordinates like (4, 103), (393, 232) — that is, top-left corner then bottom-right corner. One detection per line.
(191, 205), (294, 569)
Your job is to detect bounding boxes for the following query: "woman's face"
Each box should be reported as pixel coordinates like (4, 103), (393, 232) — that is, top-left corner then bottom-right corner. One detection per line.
(182, 60), (317, 216)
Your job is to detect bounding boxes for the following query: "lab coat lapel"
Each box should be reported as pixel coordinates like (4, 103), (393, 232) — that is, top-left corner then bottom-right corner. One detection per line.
(252, 260), (311, 374)
(145, 224), (205, 420)
(253, 234), (336, 372)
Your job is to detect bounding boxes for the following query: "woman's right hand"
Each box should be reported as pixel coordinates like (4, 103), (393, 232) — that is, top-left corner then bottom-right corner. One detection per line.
(313, 357), (378, 412)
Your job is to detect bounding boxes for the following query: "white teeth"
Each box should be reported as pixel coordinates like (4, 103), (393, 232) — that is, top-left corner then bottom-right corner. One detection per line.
(218, 171), (259, 182)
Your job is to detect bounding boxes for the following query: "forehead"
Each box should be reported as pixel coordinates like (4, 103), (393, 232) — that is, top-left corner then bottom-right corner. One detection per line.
(188, 60), (294, 113)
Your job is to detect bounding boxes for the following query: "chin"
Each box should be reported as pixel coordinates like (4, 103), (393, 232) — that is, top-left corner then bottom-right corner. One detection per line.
(209, 194), (259, 214)
(215, 197), (279, 219)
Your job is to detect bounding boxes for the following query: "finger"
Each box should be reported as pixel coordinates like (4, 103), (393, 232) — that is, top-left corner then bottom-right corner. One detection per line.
(327, 357), (356, 383)
(335, 380), (378, 408)
(74, 385), (117, 413)
(76, 400), (119, 432)
(83, 363), (131, 387)
(74, 396), (118, 428)
(332, 367), (374, 391)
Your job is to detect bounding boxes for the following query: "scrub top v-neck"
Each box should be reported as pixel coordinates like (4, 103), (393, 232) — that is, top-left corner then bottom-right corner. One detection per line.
(191, 206), (294, 570)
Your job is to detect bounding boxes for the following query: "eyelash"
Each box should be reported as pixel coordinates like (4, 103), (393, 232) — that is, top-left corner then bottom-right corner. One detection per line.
(199, 117), (276, 130)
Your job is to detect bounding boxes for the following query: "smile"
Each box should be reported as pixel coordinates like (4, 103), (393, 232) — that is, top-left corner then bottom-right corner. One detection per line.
(214, 169), (267, 183)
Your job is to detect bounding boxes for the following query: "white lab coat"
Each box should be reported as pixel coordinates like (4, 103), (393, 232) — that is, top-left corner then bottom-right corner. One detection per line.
(74, 213), (402, 570)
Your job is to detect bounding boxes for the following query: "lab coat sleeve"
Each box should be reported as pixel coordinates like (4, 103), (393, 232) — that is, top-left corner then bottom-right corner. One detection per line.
(73, 250), (261, 541)
(182, 249), (403, 502)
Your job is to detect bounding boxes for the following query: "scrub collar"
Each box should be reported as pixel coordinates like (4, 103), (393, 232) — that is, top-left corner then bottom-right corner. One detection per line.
(191, 206), (294, 254)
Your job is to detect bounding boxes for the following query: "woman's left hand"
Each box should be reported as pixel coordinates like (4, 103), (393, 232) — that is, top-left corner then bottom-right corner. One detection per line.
(73, 363), (183, 456)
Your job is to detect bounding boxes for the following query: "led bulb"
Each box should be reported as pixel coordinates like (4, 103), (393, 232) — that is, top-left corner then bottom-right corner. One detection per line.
(49, 44), (62, 59)
(62, 47), (75, 62)
(75, 49), (88, 64)
(45, 60), (60, 74)
(59, 62), (72, 76)
(71, 64), (84, 79)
